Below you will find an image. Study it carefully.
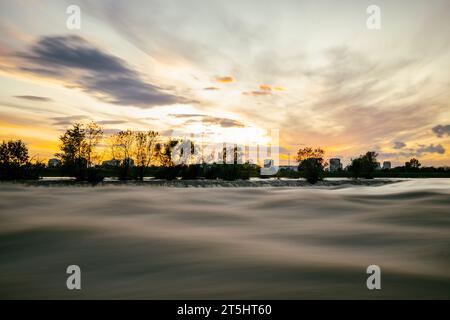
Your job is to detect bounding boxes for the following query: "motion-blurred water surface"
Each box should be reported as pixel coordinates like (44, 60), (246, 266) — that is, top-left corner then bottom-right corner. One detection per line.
(1, 179), (449, 299)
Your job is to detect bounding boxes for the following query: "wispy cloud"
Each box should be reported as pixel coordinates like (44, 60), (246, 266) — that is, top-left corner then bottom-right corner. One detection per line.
(416, 143), (446, 155)
(242, 84), (286, 97)
(51, 116), (129, 127)
(380, 143), (446, 159)
(393, 141), (406, 149)
(97, 120), (128, 125)
(169, 114), (245, 128)
(16, 35), (187, 108)
(200, 116), (245, 128)
(243, 90), (271, 96)
(14, 95), (52, 102)
(432, 124), (450, 138)
(51, 115), (88, 126)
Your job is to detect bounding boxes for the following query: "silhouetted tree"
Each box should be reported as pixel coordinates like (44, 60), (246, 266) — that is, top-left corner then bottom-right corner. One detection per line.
(84, 121), (103, 166)
(405, 158), (421, 170)
(56, 122), (103, 181)
(296, 147), (327, 184)
(56, 123), (87, 180)
(111, 130), (135, 179)
(0, 140), (43, 180)
(0, 140), (28, 165)
(134, 130), (158, 180)
(349, 151), (378, 179)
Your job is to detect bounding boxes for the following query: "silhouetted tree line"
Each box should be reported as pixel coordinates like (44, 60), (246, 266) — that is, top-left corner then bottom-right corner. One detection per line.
(278, 149), (450, 183)
(52, 122), (258, 181)
(377, 158), (450, 178)
(3, 122), (450, 182)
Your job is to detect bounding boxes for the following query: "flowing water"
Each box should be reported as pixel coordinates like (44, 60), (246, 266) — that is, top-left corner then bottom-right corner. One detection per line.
(1, 179), (449, 299)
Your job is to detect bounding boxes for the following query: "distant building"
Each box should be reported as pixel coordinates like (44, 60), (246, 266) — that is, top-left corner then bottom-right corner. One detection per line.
(382, 161), (392, 170)
(375, 162), (381, 170)
(102, 159), (120, 167)
(329, 158), (342, 172)
(47, 158), (61, 168)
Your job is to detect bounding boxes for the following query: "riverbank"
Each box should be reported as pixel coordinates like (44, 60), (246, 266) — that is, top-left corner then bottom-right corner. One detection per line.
(1, 177), (404, 188)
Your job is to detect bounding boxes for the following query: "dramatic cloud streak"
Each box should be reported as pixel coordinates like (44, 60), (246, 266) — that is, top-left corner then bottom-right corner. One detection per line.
(17, 36), (186, 108)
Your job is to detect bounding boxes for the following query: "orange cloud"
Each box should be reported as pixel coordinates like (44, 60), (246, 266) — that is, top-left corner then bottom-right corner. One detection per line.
(260, 84), (286, 91)
(215, 76), (235, 83)
(259, 84), (272, 91)
(243, 85), (286, 96)
(243, 90), (271, 96)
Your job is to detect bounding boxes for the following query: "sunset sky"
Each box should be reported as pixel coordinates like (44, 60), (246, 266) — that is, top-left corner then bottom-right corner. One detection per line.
(0, 0), (449, 166)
